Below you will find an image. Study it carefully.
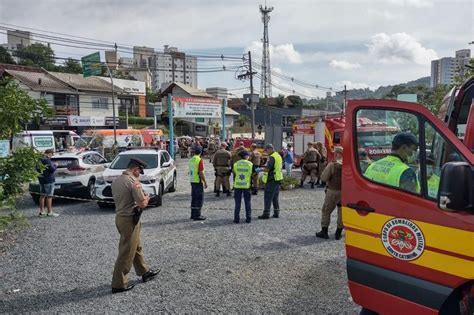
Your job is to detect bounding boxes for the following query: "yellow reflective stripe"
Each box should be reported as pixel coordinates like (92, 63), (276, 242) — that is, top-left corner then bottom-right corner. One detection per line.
(325, 127), (333, 151)
(343, 207), (474, 279)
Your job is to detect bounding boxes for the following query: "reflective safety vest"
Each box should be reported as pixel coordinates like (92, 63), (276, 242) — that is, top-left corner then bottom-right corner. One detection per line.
(427, 175), (440, 198)
(233, 159), (253, 189)
(188, 155), (202, 183)
(364, 155), (412, 188)
(262, 152), (283, 184)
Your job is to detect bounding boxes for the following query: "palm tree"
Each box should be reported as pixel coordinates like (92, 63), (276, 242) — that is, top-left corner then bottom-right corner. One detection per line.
(237, 115), (250, 127)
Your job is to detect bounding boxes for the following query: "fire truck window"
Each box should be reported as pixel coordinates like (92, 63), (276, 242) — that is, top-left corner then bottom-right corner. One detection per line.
(423, 121), (465, 200)
(333, 132), (341, 144)
(356, 109), (421, 195)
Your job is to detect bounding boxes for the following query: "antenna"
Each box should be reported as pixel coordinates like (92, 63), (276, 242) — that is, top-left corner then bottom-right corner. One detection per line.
(259, 4), (273, 98)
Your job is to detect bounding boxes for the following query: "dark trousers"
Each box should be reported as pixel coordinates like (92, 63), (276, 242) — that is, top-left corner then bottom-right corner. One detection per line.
(234, 188), (251, 221)
(263, 181), (280, 215)
(191, 183), (204, 217)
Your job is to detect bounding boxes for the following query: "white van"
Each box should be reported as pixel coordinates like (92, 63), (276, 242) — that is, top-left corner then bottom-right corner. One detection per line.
(13, 130), (79, 152)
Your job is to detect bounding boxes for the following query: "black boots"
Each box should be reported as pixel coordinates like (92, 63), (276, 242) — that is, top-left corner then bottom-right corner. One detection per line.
(272, 211), (280, 218)
(335, 228), (343, 240)
(316, 227), (329, 239)
(191, 209), (206, 221)
(226, 190), (232, 197)
(311, 182), (315, 189)
(216, 191), (220, 197)
(258, 212), (270, 219)
(300, 180), (304, 188)
(252, 190), (258, 195)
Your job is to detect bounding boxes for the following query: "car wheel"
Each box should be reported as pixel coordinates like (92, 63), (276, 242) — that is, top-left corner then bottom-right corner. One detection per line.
(87, 178), (96, 199)
(168, 173), (177, 192)
(155, 183), (163, 207)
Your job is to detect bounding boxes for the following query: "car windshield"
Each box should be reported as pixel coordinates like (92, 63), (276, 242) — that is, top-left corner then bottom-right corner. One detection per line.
(109, 154), (158, 169)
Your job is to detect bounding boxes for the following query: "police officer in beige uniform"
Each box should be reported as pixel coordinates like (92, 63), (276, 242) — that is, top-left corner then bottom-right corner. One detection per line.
(300, 142), (320, 189)
(316, 146), (344, 240)
(314, 141), (327, 187)
(249, 143), (262, 195)
(213, 142), (232, 197)
(111, 158), (159, 293)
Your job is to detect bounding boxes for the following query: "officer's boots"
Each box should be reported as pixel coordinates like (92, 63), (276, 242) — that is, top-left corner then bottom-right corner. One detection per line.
(191, 209), (206, 221)
(300, 179), (304, 188)
(335, 228), (343, 240)
(316, 227), (329, 239)
(258, 211), (270, 219)
(226, 189), (232, 197)
(216, 190), (220, 197)
(272, 210), (279, 218)
(311, 181), (315, 189)
(252, 189), (258, 195)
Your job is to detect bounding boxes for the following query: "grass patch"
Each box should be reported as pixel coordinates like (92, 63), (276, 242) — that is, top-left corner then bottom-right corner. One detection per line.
(0, 211), (30, 238)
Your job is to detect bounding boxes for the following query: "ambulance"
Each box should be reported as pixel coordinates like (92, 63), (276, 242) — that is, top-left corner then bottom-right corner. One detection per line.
(342, 76), (474, 314)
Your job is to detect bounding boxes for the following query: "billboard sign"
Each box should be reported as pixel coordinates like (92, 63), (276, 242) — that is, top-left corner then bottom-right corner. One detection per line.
(82, 52), (102, 77)
(68, 115), (106, 126)
(172, 97), (221, 118)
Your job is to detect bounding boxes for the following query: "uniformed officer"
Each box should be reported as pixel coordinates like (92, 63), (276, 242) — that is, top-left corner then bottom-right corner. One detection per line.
(314, 142), (327, 187)
(111, 158), (159, 293)
(213, 142), (232, 197)
(208, 139), (217, 162)
(231, 142), (246, 166)
(249, 143), (262, 195)
(364, 132), (419, 193)
(300, 142), (320, 189)
(316, 147), (344, 240)
(189, 146), (208, 220)
(232, 150), (253, 223)
(258, 144), (283, 219)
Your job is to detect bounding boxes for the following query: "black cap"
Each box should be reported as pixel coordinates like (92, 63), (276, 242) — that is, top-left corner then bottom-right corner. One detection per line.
(392, 132), (419, 147)
(128, 157), (147, 174)
(238, 150), (250, 158)
(193, 145), (203, 155)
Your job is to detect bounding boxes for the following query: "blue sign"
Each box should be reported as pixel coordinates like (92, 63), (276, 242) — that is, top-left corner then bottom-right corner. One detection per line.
(0, 140), (10, 158)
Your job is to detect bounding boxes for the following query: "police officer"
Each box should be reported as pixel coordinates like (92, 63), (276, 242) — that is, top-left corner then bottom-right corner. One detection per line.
(208, 139), (217, 162)
(314, 141), (327, 187)
(300, 142), (320, 189)
(111, 158), (159, 293)
(316, 147), (344, 240)
(213, 142), (232, 197)
(258, 144), (283, 219)
(189, 146), (208, 220)
(249, 143), (262, 195)
(233, 150), (253, 223)
(364, 132), (419, 193)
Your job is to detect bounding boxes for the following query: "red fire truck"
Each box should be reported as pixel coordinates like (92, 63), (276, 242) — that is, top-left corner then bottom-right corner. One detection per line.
(341, 76), (474, 314)
(292, 115), (399, 166)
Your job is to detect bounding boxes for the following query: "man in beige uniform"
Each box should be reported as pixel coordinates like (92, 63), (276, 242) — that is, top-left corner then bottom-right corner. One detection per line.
(314, 141), (328, 187)
(111, 158), (159, 293)
(213, 143), (232, 197)
(300, 142), (320, 189)
(249, 143), (262, 195)
(316, 146), (343, 240)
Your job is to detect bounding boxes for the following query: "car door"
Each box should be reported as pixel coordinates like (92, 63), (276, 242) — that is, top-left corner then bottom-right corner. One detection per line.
(160, 151), (172, 186)
(90, 152), (107, 176)
(342, 99), (474, 314)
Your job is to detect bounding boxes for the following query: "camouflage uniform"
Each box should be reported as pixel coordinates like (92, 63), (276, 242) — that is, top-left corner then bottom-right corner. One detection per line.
(300, 145), (320, 189)
(213, 148), (232, 196)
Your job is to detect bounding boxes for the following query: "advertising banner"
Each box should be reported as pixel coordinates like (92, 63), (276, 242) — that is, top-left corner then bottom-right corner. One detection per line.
(172, 97), (221, 118)
(68, 115), (106, 126)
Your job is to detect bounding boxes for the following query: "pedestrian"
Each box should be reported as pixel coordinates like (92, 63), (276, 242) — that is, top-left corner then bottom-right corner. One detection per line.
(213, 142), (232, 197)
(258, 144), (283, 219)
(283, 144), (294, 176)
(111, 157), (159, 293)
(189, 146), (207, 220)
(232, 150), (253, 223)
(249, 143), (262, 195)
(314, 142), (327, 187)
(38, 149), (59, 217)
(316, 146), (344, 240)
(300, 142), (320, 189)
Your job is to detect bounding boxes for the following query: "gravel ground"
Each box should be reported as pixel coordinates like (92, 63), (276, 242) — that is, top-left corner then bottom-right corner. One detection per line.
(0, 158), (359, 314)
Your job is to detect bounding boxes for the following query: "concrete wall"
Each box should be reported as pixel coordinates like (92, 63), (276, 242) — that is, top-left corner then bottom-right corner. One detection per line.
(79, 93), (119, 118)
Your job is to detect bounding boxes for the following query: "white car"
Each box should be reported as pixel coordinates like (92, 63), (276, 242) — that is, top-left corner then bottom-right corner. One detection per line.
(29, 151), (108, 203)
(94, 149), (177, 208)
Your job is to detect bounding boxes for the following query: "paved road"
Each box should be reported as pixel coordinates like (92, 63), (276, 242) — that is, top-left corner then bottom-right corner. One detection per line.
(0, 158), (359, 314)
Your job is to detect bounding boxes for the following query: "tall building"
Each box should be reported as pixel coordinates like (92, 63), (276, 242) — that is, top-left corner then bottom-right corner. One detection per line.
(1, 30), (33, 62)
(152, 45), (197, 91)
(431, 49), (472, 87)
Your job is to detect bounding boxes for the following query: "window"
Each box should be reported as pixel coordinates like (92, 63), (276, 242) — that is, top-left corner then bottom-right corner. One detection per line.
(92, 98), (109, 109)
(356, 109), (421, 195)
(82, 154), (95, 165)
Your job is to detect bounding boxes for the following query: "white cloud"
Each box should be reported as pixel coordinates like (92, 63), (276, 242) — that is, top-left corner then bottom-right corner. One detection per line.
(330, 60), (362, 70)
(246, 41), (302, 64)
(387, 0), (434, 8)
(337, 80), (373, 90)
(367, 32), (438, 65)
(367, 8), (399, 20)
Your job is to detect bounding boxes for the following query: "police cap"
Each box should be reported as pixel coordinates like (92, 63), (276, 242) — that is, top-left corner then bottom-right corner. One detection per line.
(128, 157), (147, 174)
(239, 150), (250, 158)
(392, 132), (419, 147)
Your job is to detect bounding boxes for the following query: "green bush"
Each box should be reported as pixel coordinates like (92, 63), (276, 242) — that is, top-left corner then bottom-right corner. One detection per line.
(281, 175), (299, 188)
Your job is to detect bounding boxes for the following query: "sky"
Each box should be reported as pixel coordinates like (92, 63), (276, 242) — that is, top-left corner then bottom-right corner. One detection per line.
(0, 0), (473, 98)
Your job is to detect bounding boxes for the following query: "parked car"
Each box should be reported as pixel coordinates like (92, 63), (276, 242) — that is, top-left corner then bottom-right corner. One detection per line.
(29, 151), (109, 203)
(94, 149), (177, 209)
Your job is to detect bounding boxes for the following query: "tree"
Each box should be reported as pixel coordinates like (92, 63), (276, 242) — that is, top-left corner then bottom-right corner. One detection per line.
(58, 58), (82, 74)
(0, 46), (15, 64)
(236, 115), (250, 127)
(15, 43), (56, 70)
(146, 87), (159, 104)
(0, 77), (53, 212)
(287, 95), (303, 108)
(276, 94), (285, 107)
(454, 59), (474, 85)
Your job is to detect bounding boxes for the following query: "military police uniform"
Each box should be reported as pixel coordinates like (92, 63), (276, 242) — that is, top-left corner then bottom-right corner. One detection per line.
(111, 158), (158, 293)
(213, 148), (232, 197)
(208, 140), (217, 162)
(232, 151), (253, 223)
(300, 144), (320, 189)
(315, 144), (327, 186)
(249, 147), (262, 195)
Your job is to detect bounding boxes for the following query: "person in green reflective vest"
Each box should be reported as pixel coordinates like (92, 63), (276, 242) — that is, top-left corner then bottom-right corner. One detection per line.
(426, 156), (440, 199)
(188, 146), (207, 221)
(258, 144), (283, 219)
(232, 150), (253, 223)
(364, 132), (419, 193)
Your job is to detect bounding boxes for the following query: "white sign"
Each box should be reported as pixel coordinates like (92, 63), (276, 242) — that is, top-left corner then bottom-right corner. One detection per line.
(0, 140), (10, 157)
(68, 115), (106, 126)
(172, 97), (221, 118)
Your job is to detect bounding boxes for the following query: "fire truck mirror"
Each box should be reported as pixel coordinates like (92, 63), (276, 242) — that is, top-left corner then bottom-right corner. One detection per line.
(438, 162), (473, 211)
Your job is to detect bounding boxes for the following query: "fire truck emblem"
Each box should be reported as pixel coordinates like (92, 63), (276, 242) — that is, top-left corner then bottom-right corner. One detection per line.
(381, 218), (425, 261)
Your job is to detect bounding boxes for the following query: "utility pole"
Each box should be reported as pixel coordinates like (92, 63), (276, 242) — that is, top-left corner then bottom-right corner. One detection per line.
(237, 51), (257, 138)
(260, 4), (274, 98)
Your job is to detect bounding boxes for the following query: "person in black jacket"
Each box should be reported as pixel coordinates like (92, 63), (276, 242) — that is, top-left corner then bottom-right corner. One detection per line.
(38, 149), (59, 217)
